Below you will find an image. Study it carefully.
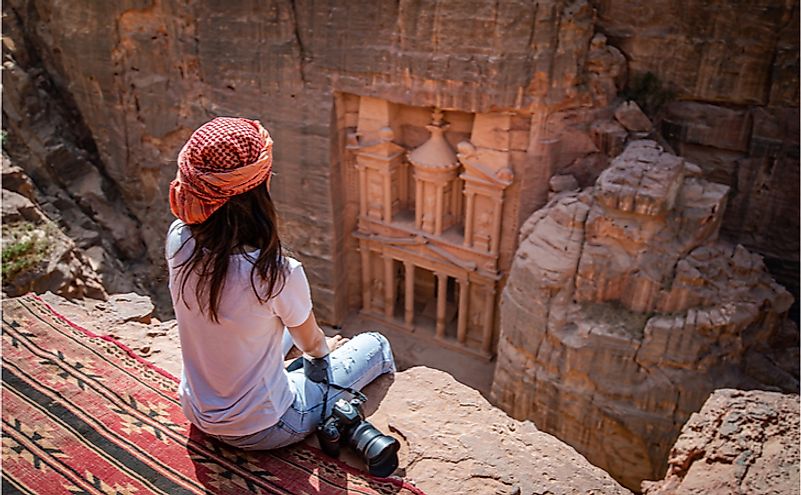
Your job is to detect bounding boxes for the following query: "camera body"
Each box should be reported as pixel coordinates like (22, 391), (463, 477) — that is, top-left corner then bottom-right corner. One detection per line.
(317, 397), (364, 457)
(316, 396), (400, 477)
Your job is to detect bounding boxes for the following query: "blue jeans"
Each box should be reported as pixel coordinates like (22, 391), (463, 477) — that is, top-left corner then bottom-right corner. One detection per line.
(212, 331), (396, 450)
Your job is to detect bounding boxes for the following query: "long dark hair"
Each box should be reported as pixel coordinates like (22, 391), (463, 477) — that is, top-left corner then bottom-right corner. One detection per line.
(173, 182), (286, 322)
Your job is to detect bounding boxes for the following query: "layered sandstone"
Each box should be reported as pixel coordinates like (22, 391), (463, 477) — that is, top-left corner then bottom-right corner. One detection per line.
(642, 389), (800, 495)
(4, 1), (797, 323)
(491, 140), (795, 490)
(595, 0), (800, 299)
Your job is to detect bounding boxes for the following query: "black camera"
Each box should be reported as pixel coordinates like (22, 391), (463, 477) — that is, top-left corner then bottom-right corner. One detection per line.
(317, 396), (400, 477)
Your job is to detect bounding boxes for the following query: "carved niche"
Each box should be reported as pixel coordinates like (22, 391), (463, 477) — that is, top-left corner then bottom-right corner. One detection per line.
(407, 109), (462, 235)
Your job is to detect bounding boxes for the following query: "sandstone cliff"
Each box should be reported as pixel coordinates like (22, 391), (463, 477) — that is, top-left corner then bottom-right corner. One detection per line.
(643, 389), (799, 495)
(491, 139), (796, 490)
(2, 0), (609, 322)
(4, 1), (796, 323)
(595, 0), (800, 303)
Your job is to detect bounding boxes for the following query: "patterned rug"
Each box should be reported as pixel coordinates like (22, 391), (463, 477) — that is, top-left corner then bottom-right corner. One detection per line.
(2, 294), (425, 495)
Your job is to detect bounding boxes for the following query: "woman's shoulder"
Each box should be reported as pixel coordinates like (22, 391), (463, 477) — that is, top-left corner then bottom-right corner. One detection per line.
(282, 255), (302, 271)
(165, 219), (193, 261)
(278, 256), (306, 281)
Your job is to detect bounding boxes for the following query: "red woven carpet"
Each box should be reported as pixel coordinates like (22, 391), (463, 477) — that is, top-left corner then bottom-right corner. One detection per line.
(2, 295), (425, 495)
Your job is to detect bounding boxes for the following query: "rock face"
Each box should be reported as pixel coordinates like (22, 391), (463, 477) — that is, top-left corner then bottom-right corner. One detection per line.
(39, 291), (182, 379)
(1, 0), (609, 323)
(642, 389), (800, 495)
(2, 11), (146, 299)
(661, 101), (800, 309)
(595, 0), (800, 303)
(36, 292), (629, 495)
(491, 139), (795, 490)
(596, 2), (798, 106)
(5, 1), (795, 325)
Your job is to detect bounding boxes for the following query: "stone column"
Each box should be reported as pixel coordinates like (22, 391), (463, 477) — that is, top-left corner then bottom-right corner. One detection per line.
(383, 173), (393, 223)
(384, 256), (395, 318)
(481, 286), (495, 354)
(358, 165), (367, 218)
(464, 191), (475, 247)
(436, 273), (448, 339)
(434, 184), (445, 235)
(360, 240), (371, 313)
(491, 200), (503, 255)
(404, 261), (415, 327)
(415, 178), (423, 229)
(457, 278), (469, 343)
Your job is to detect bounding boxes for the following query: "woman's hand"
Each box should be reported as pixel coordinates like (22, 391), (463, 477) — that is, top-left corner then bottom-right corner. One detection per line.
(326, 334), (349, 353)
(288, 312), (347, 359)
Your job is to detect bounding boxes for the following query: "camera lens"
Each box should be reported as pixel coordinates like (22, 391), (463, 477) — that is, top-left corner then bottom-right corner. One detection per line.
(347, 421), (400, 477)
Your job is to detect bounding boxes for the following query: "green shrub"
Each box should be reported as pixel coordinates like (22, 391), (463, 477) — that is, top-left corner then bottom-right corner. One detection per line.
(2, 222), (52, 282)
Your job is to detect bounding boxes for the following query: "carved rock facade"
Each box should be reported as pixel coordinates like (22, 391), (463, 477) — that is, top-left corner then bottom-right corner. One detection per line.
(491, 140), (795, 490)
(342, 100), (525, 357)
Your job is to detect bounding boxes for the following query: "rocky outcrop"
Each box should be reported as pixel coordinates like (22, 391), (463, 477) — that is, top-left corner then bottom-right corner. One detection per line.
(365, 367), (630, 495)
(594, 1), (800, 303)
(39, 291), (181, 378)
(37, 292), (630, 495)
(491, 139), (796, 490)
(2, 156), (106, 300)
(2, 11), (145, 298)
(661, 101), (800, 308)
(642, 389), (800, 495)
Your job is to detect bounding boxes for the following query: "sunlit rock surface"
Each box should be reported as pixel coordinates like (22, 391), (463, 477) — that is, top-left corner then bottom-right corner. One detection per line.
(491, 140), (795, 490)
(642, 389), (800, 495)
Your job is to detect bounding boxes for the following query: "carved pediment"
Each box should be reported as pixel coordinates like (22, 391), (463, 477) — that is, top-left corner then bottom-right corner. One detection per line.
(350, 130), (406, 160)
(457, 141), (513, 188)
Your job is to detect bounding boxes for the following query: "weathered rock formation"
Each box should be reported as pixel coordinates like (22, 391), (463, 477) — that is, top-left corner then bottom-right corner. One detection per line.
(2, 11), (146, 299)
(365, 367), (630, 495)
(2, 155), (106, 299)
(491, 139), (795, 490)
(642, 389), (800, 495)
(595, 1), (800, 302)
(37, 292), (630, 495)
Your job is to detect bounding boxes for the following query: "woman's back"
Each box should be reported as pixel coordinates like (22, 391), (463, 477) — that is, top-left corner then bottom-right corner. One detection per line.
(167, 219), (311, 436)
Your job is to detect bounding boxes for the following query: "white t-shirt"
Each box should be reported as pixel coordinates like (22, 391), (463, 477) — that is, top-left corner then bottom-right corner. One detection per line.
(165, 220), (312, 436)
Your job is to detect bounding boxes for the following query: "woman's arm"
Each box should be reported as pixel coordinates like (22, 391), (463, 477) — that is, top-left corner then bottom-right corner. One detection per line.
(287, 311), (330, 359)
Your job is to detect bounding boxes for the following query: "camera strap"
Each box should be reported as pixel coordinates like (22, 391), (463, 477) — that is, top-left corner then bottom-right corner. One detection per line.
(319, 378), (367, 424)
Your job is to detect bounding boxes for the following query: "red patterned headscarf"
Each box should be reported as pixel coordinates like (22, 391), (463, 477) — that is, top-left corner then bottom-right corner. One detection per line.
(169, 117), (274, 224)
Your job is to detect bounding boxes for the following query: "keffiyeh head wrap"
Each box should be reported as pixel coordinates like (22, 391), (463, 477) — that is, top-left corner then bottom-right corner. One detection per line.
(169, 117), (274, 224)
